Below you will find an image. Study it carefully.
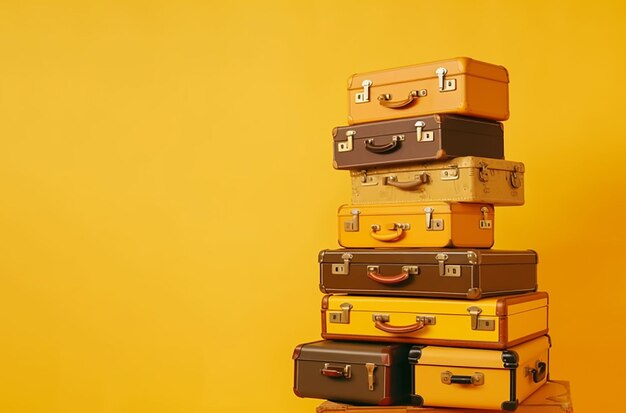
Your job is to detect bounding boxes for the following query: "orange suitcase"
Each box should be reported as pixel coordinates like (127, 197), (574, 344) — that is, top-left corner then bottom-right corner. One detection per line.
(347, 57), (509, 125)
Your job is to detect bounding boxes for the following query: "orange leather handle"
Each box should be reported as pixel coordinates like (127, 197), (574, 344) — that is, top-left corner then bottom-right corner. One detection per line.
(364, 137), (401, 153)
(374, 319), (425, 334)
(369, 226), (403, 242)
(384, 174), (428, 190)
(378, 91), (419, 108)
(367, 268), (410, 284)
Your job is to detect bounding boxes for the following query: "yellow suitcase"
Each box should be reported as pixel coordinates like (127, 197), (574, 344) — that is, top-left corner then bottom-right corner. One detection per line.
(409, 336), (550, 410)
(351, 157), (524, 206)
(317, 380), (572, 412)
(321, 292), (548, 349)
(338, 202), (494, 248)
(347, 57), (509, 125)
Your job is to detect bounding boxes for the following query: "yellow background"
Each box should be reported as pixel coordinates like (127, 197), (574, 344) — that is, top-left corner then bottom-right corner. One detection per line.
(1, 1), (624, 412)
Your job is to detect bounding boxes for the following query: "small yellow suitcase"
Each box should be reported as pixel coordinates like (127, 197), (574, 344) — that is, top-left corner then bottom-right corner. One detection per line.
(347, 57), (509, 125)
(338, 202), (494, 248)
(321, 292), (548, 349)
(409, 336), (550, 410)
(351, 157), (524, 206)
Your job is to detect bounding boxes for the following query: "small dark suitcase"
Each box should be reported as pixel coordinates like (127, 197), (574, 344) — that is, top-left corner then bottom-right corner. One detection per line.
(293, 340), (413, 405)
(319, 249), (537, 299)
(333, 115), (503, 170)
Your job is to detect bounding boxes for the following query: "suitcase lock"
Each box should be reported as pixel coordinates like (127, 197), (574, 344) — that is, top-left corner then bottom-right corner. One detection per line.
(415, 121), (434, 142)
(331, 253), (353, 275)
(441, 371), (484, 386)
(467, 306), (495, 331)
(355, 79), (373, 103)
(366, 363), (376, 391)
(479, 206), (493, 229)
(424, 207), (444, 231)
(337, 130), (355, 153)
(436, 67), (457, 92)
(344, 209), (360, 232)
(329, 303), (353, 324)
(510, 165), (522, 189)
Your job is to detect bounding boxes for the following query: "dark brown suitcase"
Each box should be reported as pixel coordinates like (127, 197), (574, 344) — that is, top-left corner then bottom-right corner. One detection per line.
(319, 249), (537, 299)
(333, 115), (503, 170)
(293, 340), (413, 406)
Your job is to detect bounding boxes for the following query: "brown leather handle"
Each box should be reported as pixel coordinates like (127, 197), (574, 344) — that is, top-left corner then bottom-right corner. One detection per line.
(384, 173), (428, 190)
(374, 318), (425, 334)
(320, 368), (343, 377)
(367, 268), (410, 284)
(378, 90), (419, 108)
(364, 137), (401, 153)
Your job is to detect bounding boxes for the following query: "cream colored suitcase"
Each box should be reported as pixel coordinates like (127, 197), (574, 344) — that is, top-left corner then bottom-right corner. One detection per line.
(347, 57), (509, 124)
(338, 202), (494, 248)
(321, 292), (549, 349)
(351, 157), (524, 206)
(409, 336), (550, 410)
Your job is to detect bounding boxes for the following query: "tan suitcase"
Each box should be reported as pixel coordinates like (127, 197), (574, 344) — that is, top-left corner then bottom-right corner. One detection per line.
(351, 157), (524, 206)
(317, 378), (571, 412)
(338, 202), (494, 248)
(348, 57), (509, 125)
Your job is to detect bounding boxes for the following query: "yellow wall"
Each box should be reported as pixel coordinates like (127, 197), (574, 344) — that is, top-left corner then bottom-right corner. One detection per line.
(1, 1), (624, 412)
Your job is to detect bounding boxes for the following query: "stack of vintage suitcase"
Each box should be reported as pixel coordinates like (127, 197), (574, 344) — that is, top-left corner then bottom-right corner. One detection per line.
(293, 58), (573, 412)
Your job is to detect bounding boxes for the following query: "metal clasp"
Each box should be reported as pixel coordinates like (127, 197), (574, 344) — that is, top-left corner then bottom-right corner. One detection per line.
(344, 209), (360, 232)
(441, 166), (459, 180)
(355, 80), (373, 103)
(365, 363), (376, 391)
(330, 303), (353, 324)
(359, 170), (378, 186)
(415, 121), (433, 142)
(331, 253), (353, 275)
(436, 67), (456, 92)
(478, 162), (489, 182)
(467, 306), (495, 331)
(435, 252), (448, 276)
(510, 165), (522, 189)
(479, 206), (492, 229)
(338, 130), (355, 153)
(424, 207), (443, 231)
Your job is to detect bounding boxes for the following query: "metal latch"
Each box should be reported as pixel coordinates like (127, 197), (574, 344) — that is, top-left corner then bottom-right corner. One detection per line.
(365, 363), (376, 391)
(331, 253), (353, 275)
(441, 167), (459, 180)
(415, 121), (434, 142)
(355, 80), (373, 103)
(441, 371), (484, 386)
(510, 165), (522, 189)
(435, 252), (448, 276)
(359, 170), (378, 186)
(424, 207), (443, 231)
(478, 162), (489, 182)
(329, 303), (353, 324)
(467, 306), (495, 331)
(479, 206), (492, 229)
(344, 209), (360, 232)
(435, 252), (459, 276)
(338, 130), (355, 153)
(435, 67), (456, 92)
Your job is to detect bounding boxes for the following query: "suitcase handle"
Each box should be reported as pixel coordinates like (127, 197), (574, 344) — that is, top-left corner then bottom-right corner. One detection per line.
(529, 361), (547, 383)
(364, 135), (403, 153)
(377, 91), (419, 108)
(369, 223), (408, 242)
(373, 316), (425, 334)
(321, 363), (351, 379)
(383, 173), (429, 190)
(367, 267), (410, 284)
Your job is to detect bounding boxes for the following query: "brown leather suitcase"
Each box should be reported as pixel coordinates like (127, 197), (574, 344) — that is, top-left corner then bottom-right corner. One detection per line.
(319, 248), (537, 299)
(293, 340), (412, 405)
(347, 57), (509, 124)
(316, 380), (573, 412)
(333, 115), (503, 170)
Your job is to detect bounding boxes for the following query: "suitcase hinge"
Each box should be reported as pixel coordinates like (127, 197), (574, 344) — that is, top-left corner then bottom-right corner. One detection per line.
(510, 165), (522, 189)
(355, 79), (373, 103)
(338, 130), (355, 153)
(478, 162), (489, 182)
(424, 207), (443, 231)
(344, 209), (360, 232)
(479, 206), (492, 229)
(414, 121), (434, 142)
(436, 67), (456, 92)
(331, 253), (353, 275)
(329, 303), (353, 324)
(441, 166), (459, 180)
(365, 363), (376, 391)
(467, 306), (495, 331)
